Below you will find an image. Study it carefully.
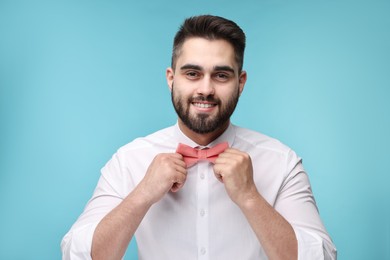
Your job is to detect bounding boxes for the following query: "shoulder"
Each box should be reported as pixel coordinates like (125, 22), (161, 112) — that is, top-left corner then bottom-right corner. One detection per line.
(233, 125), (302, 179)
(233, 125), (292, 156)
(117, 125), (176, 154)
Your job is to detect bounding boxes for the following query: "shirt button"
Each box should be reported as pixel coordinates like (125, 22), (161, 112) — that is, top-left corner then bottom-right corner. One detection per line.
(200, 247), (206, 255)
(200, 209), (205, 217)
(200, 173), (205, 179)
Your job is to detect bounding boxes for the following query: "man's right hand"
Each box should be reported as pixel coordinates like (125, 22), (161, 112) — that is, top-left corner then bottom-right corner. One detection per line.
(136, 153), (187, 205)
(91, 153), (186, 260)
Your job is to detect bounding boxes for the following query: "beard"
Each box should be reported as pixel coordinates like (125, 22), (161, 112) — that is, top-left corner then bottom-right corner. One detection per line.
(171, 84), (240, 134)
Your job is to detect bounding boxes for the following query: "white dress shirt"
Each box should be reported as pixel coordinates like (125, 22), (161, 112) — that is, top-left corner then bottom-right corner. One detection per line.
(61, 123), (337, 260)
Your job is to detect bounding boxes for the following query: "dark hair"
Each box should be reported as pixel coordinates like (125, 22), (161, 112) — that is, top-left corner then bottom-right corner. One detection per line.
(171, 15), (246, 73)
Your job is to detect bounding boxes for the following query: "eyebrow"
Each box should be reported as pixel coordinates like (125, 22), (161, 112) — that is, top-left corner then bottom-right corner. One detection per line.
(180, 64), (203, 71)
(214, 65), (235, 74)
(180, 64), (235, 74)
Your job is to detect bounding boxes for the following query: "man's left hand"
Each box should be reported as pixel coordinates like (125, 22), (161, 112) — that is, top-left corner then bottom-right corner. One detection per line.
(213, 148), (259, 206)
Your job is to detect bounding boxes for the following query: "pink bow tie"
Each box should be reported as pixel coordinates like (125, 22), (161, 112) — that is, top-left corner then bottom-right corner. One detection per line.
(176, 142), (229, 167)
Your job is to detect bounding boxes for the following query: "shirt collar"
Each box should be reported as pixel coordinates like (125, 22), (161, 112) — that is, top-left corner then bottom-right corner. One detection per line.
(174, 121), (236, 148)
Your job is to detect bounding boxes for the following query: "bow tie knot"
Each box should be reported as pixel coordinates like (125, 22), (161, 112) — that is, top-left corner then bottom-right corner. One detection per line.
(176, 142), (229, 167)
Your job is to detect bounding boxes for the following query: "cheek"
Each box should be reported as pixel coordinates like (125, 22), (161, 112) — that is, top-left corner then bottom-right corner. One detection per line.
(219, 88), (237, 102)
(172, 87), (190, 104)
(174, 85), (193, 99)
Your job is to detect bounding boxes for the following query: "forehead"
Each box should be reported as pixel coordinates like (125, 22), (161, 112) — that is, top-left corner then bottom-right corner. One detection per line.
(176, 38), (237, 70)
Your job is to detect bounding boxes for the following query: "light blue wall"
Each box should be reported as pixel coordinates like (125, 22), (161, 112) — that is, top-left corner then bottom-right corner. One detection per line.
(1, 1), (389, 259)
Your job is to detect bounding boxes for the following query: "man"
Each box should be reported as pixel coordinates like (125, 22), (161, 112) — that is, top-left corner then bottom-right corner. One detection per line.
(62, 15), (336, 259)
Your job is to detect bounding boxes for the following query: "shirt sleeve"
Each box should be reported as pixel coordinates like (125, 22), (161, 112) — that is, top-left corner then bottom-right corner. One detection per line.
(61, 153), (127, 260)
(294, 227), (337, 260)
(274, 149), (337, 260)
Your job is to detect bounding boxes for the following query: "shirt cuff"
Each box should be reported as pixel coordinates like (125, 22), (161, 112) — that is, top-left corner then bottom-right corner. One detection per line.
(61, 222), (98, 260)
(293, 227), (337, 260)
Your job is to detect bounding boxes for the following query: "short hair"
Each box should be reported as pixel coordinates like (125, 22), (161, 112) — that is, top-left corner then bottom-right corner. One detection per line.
(171, 15), (246, 73)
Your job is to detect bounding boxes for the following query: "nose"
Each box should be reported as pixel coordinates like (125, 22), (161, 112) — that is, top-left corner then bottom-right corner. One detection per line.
(196, 77), (215, 96)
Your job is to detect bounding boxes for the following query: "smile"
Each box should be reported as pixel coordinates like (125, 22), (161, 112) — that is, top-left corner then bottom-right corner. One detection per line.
(192, 102), (216, 108)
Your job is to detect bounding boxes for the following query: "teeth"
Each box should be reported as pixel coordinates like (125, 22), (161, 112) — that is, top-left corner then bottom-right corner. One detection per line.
(194, 103), (214, 108)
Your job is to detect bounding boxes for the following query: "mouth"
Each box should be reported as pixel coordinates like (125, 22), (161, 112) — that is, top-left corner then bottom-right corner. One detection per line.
(189, 96), (220, 113)
(192, 102), (217, 109)
(191, 101), (218, 114)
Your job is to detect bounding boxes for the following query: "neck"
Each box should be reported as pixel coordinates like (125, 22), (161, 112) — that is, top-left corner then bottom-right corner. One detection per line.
(178, 119), (230, 146)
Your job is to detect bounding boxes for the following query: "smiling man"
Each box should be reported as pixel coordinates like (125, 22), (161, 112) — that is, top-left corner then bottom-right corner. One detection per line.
(61, 15), (336, 260)
(169, 37), (244, 143)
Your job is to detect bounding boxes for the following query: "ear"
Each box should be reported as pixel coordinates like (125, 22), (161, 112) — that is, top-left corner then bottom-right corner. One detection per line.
(238, 70), (247, 96)
(166, 67), (174, 91)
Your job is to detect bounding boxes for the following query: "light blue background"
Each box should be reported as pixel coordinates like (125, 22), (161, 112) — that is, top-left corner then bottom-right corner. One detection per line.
(1, 0), (389, 259)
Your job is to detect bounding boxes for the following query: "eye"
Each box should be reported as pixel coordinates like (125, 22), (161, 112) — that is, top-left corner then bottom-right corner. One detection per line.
(214, 72), (231, 82)
(185, 70), (201, 79)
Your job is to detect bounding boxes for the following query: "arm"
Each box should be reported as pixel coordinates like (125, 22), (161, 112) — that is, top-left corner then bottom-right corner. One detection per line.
(91, 153), (187, 260)
(273, 150), (336, 259)
(214, 148), (297, 260)
(214, 148), (336, 260)
(90, 185), (153, 260)
(61, 152), (187, 260)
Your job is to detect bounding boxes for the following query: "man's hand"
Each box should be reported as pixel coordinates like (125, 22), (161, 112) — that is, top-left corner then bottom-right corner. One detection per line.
(213, 148), (259, 206)
(136, 153), (187, 205)
(91, 153), (186, 260)
(214, 148), (298, 259)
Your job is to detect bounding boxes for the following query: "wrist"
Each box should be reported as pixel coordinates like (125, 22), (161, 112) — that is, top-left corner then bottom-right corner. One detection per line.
(236, 188), (262, 211)
(127, 185), (156, 210)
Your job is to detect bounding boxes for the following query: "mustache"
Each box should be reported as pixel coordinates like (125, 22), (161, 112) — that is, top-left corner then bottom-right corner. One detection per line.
(189, 96), (221, 104)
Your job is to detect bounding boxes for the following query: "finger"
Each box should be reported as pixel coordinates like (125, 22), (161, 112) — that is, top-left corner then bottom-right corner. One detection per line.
(173, 159), (187, 173)
(173, 157), (187, 168)
(214, 153), (236, 165)
(214, 171), (224, 183)
(172, 152), (184, 158)
(171, 181), (184, 192)
(173, 152), (185, 160)
(213, 165), (224, 183)
(218, 148), (244, 158)
(170, 172), (187, 192)
(170, 153), (187, 167)
(216, 149), (250, 165)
